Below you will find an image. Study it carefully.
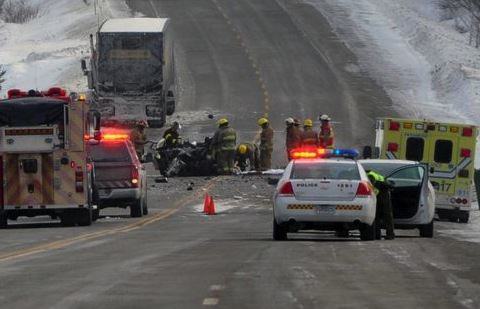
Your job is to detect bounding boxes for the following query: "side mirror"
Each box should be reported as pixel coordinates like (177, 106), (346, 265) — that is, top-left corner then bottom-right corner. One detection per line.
(362, 146), (372, 159)
(429, 167), (435, 174)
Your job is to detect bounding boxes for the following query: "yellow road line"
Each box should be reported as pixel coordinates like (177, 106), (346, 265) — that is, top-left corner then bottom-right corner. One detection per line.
(0, 179), (218, 263)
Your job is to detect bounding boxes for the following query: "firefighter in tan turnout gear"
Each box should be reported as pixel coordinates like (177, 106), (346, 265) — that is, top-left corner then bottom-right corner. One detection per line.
(212, 118), (237, 174)
(130, 120), (148, 158)
(301, 119), (318, 146)
(285, 117), (302, 161)
(258, 117), (274, 170)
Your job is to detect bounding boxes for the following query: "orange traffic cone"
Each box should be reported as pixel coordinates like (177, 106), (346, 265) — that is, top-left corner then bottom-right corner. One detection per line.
(206, 196), (216, 215)
(203, 193), (211, 213)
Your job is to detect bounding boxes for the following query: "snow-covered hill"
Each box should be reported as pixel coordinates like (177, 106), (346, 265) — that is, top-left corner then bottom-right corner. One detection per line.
(0, 0), (132, 97)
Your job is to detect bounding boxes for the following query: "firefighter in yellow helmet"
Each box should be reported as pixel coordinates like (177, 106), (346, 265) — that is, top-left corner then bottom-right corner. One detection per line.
(301, 118), (318, 146)
(258, 117), (274, 170)
(235, 143), (259, 171)
(130, 120), (148, 159)
(211, 118), (237, 174)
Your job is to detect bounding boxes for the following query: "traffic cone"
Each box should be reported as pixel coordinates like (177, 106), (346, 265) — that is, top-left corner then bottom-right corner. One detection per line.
(206, 196), (216, 215)
(203, 193), (211, 213)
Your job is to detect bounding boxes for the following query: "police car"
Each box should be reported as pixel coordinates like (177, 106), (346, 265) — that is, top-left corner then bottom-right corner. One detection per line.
(273, 148), (377, 241)
(359, 159), (435, 238)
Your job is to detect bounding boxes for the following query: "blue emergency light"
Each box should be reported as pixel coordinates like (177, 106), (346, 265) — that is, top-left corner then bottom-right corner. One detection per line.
(328, 148), (359, 159)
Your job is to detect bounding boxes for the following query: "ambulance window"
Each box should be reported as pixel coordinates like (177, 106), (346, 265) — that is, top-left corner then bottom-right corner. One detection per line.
(434, 140), (453, 163)
(406, 137), (424, 161)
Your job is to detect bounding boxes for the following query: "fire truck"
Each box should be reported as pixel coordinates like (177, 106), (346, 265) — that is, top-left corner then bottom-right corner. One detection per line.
(367, 118), (478, 223)
(0, 87), (101, 227)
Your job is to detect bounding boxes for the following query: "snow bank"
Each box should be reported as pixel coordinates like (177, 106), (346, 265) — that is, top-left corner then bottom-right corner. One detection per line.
(309, 0), (480, 165)
(0, 0), (133, 97)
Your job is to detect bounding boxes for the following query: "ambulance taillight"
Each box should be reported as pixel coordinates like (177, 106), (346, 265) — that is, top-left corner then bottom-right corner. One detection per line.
(387, 143), (399, 152)
(389, 121), (400, 131)
(462, 127), (473, 137)
(461, 149), (471, 158)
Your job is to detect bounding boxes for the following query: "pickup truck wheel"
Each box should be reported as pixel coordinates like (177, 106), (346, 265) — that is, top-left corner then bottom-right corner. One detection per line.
(0, 212), (8, 228)
(130, 199), (143, 218)
(273, 219), (287, 240)
(77, 209), (93, 226)
(419, 220), (434, 238)
(360, 222), (376, 241)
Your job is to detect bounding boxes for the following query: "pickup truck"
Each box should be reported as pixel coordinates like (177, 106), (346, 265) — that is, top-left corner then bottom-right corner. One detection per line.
(88, 139), (148, 218)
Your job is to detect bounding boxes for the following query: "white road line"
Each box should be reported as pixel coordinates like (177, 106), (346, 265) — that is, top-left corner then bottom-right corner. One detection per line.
(210, 285), (225, 291)
(203, 298), (219, 306)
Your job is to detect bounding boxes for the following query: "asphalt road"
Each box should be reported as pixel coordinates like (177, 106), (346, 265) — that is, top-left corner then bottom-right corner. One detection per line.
(1, 0), (480, 308)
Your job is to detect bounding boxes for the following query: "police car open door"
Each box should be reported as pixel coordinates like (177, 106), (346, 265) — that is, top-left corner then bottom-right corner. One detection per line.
(385, 164), (429, 220)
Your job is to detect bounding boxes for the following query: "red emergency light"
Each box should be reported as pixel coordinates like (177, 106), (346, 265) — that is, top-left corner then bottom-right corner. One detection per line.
(100, 128), (131, 142)
(7, 89), (27, 99)
(290, 147), (326, 159)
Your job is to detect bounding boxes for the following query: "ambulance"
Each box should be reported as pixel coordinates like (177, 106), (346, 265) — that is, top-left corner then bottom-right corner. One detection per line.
(368, 118), (477, 223)
(0, 87), (101, 227)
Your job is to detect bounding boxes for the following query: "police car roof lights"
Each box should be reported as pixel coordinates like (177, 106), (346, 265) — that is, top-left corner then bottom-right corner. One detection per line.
(290, 147), (359, 159)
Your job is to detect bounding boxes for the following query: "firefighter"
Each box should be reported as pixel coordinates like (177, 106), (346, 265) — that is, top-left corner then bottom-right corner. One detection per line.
(367, 170), (395, 240)
(319, 114), (335, 149)
(285, 117), (302, 160)
(301, 118), (318, 146)
(235, 143), (259, 171)
(212, 118), (237, 174)
(130, 120), (148, 158)
(258, 117), (274, 170)
(163, 121), (180, 147)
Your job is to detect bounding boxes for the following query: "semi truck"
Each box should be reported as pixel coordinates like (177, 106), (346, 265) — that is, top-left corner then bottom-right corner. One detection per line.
(365, 118), (478, 223)
(0, 87), (101, 227)
(82, 18), (176, 128)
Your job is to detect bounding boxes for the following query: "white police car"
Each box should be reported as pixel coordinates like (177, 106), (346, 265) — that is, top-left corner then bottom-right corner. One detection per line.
(359, 159), (435, 238)
(273, 148), (377, 241)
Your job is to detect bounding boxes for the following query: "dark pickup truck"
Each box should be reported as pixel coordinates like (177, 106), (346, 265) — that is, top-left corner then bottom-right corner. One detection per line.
(88, 139), (148, 218)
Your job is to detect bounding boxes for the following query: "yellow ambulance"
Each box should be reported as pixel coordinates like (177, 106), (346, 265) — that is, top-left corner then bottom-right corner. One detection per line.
(371, 118), (477, 223)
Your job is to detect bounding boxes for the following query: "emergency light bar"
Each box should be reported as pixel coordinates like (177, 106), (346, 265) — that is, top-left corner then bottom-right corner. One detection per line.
(290, 147), (359, 160)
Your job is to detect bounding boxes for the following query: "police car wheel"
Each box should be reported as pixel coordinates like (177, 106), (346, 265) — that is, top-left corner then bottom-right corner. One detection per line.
(419, 220), (434, 238)
(0, 212), (8, 228)
(360, 222), (376, 241)
(459, 211), (469, 224)
(142, 191), (149, 216)
(273, 219), (287, 241)
(130, 199), (143, 218)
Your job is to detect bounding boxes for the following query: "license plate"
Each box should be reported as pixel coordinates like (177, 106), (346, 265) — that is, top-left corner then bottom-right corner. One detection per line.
(316, 205), (336, 214)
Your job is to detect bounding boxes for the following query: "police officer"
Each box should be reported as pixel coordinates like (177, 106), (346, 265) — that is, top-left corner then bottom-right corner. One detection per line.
(319, 114), (335, 149)
(285, 117), (302, 160)
(367, 170), (395, 240)
(130, 120), (148, 158)
(212, 118), (237, 174)
(235, 143), (259, 171)
(163, 121), (180, 147)
(301, 119), (318, 146)
(258, 117), (274, 170)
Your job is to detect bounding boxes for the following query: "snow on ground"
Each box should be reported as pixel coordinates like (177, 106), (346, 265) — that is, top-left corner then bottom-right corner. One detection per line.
(438, 203), (480, 244)
(309, 0), (480, 161)
(192, 198), (259, 215)
(310, 0), (480, 124)
(0, 0), (133, 97)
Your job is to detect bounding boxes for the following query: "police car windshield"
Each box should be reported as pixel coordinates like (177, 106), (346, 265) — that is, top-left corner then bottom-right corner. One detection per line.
(292, 162), (360, 180)
(88, 142), (131, 162)
(360, 163), (409, 176)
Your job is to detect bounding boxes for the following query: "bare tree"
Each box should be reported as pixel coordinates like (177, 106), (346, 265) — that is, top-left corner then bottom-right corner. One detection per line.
(1, 0), (39, 24)
(441, 0), (480, 47)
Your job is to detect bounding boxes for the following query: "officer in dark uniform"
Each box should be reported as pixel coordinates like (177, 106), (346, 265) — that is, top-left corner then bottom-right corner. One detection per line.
(368, 170), (395, 240)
